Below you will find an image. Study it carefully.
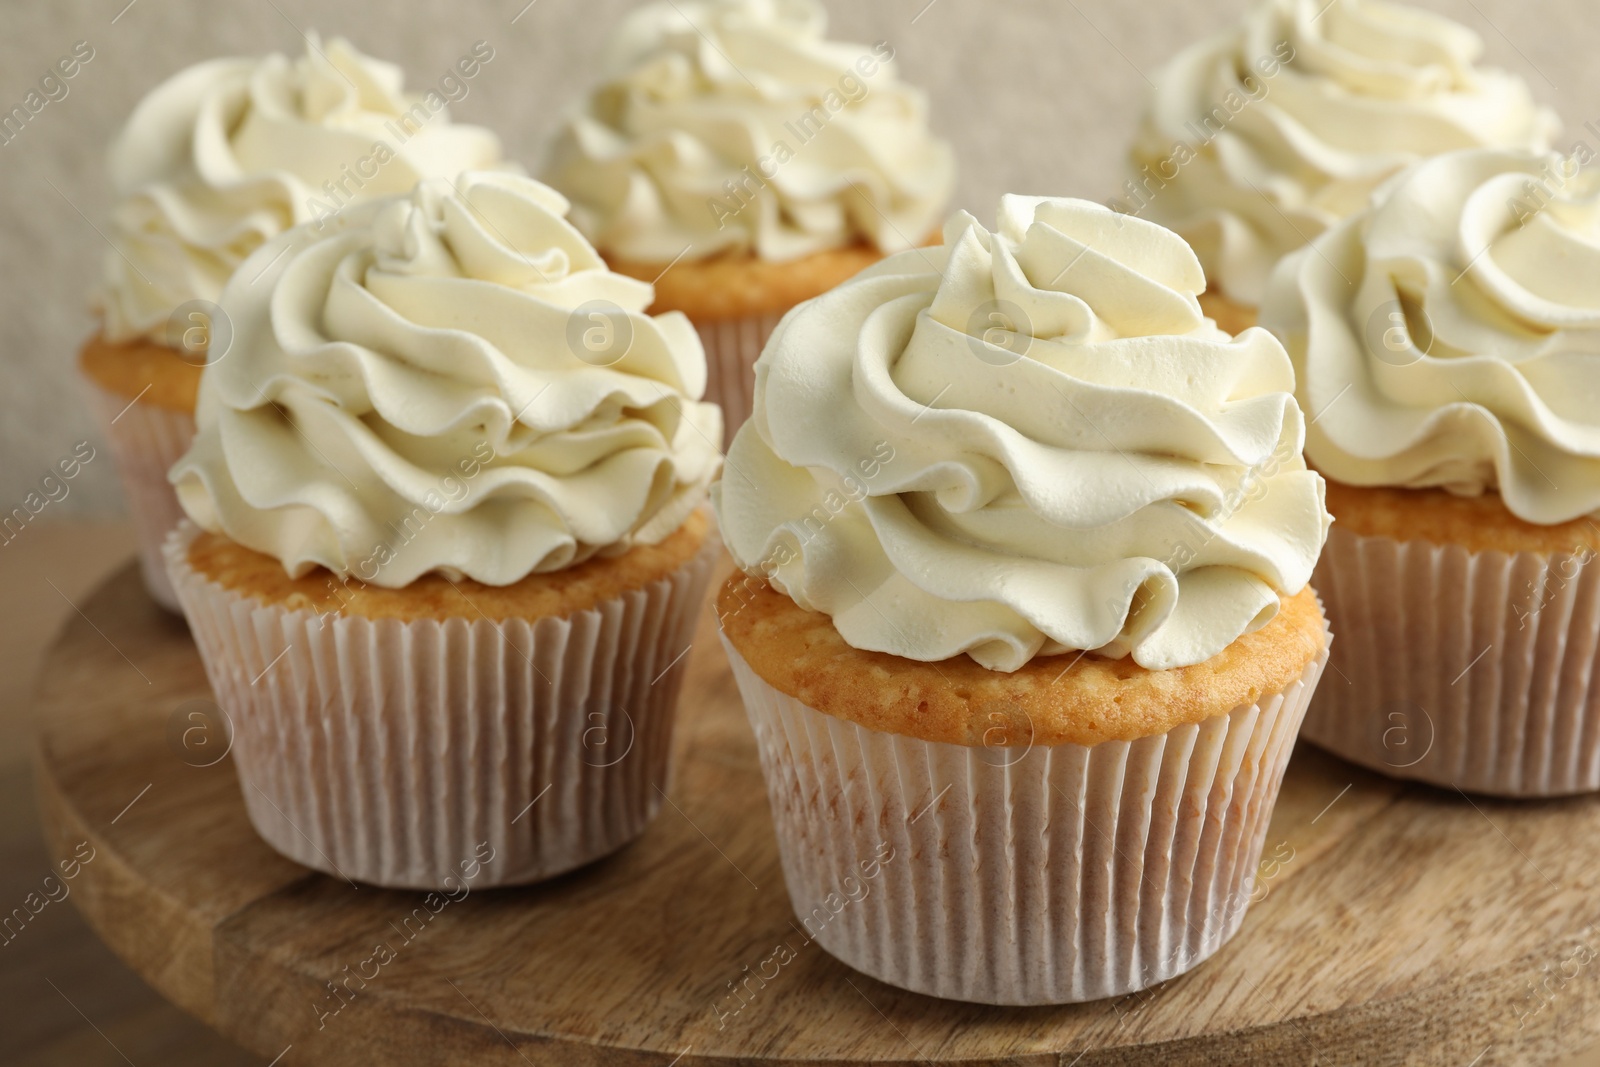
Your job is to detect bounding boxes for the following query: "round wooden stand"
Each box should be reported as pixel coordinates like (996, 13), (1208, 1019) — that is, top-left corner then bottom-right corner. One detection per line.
(31, 563), (1600, 1065)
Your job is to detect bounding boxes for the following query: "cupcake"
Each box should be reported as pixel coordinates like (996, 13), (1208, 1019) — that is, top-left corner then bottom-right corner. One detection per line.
(542, 0), (954, 445)
(714, 196), (1333, 1003)
(1265, 147), (1600, 796)
(1125, 0), (1558, 333)
(82, 36), (508, 610)
(165, 172), (723, 889)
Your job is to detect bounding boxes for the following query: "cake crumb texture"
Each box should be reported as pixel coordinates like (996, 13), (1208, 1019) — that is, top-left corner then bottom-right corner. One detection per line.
(718, 577), (1326, 747)
(1324, 480), (1600, 557)
(188, 510), (711, 623)
(79, 333), (203, 412)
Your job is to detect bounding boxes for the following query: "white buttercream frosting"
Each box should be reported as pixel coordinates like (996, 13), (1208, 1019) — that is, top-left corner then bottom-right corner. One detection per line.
(1265, 147), (1600, 525)
(172, 172), (722, 585)
(715, 196), (1330, 672)
(1131, 0), (1559, 306)
(542, 0), (954, 264)
(103, 36), (507, 343)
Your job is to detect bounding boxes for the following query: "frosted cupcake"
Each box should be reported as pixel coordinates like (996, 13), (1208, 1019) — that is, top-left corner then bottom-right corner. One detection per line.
(82, 36), (507, 609)
(1265, 147), (1600, 796)
(715, 196), (1332, 1004)
(165, 172), (722, 889)
(542, 0), (953, 444)
(1126, 0), (1558, 333)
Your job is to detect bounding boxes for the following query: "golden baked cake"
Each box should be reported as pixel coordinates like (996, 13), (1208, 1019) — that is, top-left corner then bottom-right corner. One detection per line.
(165, 173), (722, 890)
(1267, 148), (1600, 796)
(713, 195), (1334, 1005)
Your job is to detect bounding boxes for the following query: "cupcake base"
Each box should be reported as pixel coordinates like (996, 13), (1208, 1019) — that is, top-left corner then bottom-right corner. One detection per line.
(695, 313), (783, 447)
(164, 518), (719, 889)
(1305, 519), (1600, 796)
(79, 335), (203, 613)
(721, 616), (1330, 1004)
(83, 375), (195, 612)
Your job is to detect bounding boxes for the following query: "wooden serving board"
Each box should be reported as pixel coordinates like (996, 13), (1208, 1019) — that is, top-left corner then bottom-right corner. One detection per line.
(30, 562), (1600, 1066)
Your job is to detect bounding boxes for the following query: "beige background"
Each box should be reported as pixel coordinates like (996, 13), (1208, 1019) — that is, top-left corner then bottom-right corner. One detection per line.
(0, 0), (1589, 517)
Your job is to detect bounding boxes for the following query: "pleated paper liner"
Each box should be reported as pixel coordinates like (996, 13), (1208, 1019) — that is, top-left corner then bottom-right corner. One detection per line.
(694, 313), (783, 449)
(85, 377), (195, 612)
(1305, 524), (1600, 796)
(721, 619), (1331, 1005)
(165, 519), (720, 890)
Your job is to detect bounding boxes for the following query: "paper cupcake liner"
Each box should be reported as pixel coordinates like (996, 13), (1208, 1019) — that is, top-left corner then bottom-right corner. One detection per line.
(164, 520), (720, 889)
(84, 376), (195, 612)
(1304, 524), (1600, 796)
(721, 622), (1330, 1005)
(695, 312), (784, 448)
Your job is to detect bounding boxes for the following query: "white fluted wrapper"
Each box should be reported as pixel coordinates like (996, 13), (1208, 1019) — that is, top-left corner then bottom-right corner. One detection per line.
(721, 624), (1330, 1004)
(696, 312), (783, 447)
(84, 377), (195, 612)
(165, 519), (719, 889)
(1305, 525), (1600, 796)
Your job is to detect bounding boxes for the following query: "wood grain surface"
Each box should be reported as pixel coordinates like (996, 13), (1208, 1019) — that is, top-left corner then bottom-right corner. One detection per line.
(26, 559), (1600, 1066)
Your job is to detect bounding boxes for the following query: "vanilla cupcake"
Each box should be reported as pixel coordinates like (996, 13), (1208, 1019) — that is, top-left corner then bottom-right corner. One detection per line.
(165, 172), (722, 889)
(542, 0), (954, 444)
(1126, 0), (1558, 332)
(1265, 147), (1600, 796)
(714, 196), (1332, 1004)
(83, 36), (508, 609)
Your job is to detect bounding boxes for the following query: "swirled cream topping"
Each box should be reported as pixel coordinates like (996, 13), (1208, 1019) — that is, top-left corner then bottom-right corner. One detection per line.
(172, 172), (722, 585)
(541, 0), (954, 264)
(1130, 0), (1558, 307)
(1264, 148), (1600, 525)
(714, 196), (1330, 672)
(103, 36), (507, 344)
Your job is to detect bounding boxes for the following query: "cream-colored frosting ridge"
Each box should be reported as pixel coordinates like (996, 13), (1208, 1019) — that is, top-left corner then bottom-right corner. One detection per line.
(1131, 0), (1558, 307)
(1265, 147), (1600, 525)
(172, 172), (722, 585)
(543, 0), (954, 265)
(103, 36), (507, 343)
(715, 195), (1330, 672)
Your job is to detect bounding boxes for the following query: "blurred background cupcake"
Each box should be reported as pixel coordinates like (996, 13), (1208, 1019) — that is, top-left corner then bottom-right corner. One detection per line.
(1124, 0), (1558, 334)
(715, 195), (1332, 1003)
(542, 0), (954, 445)
(1265, 146), (1600, 796)
(165, 172), (722, 888)
(80, 35), (508, 610)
